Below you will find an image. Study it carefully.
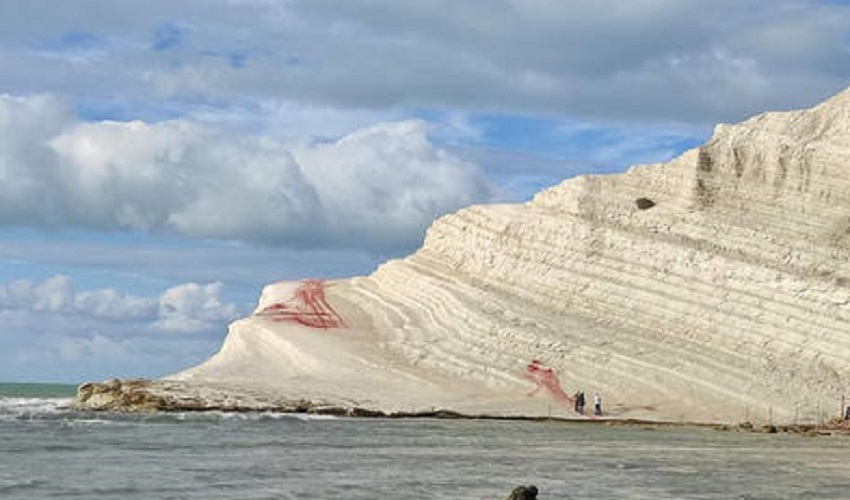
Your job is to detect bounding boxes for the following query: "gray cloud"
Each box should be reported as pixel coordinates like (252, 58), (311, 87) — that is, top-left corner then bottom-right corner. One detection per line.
(0, 1), (848, 125)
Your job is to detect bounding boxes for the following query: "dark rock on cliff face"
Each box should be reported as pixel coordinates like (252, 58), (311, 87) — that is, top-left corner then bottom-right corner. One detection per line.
(634, 197), (656, 210)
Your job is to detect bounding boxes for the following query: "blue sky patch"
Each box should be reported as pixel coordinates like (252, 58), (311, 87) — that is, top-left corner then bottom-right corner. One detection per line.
(229, 52), (247, 68)
(151, 23), (184, 51)
(32, 31), (105, 56)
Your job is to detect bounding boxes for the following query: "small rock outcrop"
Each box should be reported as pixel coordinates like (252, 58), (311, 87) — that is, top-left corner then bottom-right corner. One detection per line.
(73, 379), (320, 412)
(75, 379), (167, 411)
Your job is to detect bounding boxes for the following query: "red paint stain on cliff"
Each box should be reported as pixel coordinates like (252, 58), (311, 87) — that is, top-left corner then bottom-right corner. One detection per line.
(524, 359), (574, 408)
(256, 279), (346, 329)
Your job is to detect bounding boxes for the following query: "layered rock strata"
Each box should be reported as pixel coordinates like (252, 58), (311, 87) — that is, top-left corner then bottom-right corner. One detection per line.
(77, 87), (850, 424)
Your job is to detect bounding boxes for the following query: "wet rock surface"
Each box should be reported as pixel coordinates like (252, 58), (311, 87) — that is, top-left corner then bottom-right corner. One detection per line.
(74, 378), (314, 412)
(504, 485), (538, 500)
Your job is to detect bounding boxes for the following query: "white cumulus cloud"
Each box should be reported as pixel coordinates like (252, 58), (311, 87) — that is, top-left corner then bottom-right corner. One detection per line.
(0, 274), (245, 381)
(0, 274), (237, 332)
(0, 94), (493, 251)
(157, 282), (238, 333)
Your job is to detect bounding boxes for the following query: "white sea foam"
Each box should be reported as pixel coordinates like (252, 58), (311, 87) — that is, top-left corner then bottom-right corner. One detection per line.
(290, 413), (339, 421)
(0, 478), (45, 494)
(168, 410), (338, 422)
(0, 395), (341, 423)
(0, 397), (73, 420)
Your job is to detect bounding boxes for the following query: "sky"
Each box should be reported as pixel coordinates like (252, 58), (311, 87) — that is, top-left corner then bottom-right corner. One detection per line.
(1, 0), (849, 383)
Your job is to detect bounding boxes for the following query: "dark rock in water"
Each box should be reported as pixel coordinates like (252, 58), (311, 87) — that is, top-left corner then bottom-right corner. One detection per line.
(505, 485), (538, 500)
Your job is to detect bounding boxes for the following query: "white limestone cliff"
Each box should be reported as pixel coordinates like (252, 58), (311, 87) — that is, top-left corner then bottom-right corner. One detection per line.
(171, 87), (850, 424)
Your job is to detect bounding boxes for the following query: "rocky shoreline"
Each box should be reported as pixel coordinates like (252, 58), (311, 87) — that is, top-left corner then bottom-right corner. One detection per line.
(72, 378), (850, 437)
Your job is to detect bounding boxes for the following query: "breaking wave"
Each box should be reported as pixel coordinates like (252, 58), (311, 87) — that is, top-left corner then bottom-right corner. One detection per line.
(0, 395), (337, 423)
(0, 396), (73, 421)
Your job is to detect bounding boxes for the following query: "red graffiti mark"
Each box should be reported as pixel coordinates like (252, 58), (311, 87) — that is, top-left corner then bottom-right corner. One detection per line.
(524, 359), (574, 408)
(255, 279), (346, 329)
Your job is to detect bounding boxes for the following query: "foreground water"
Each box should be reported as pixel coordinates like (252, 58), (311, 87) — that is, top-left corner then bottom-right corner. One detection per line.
(2, 383), (849, 499)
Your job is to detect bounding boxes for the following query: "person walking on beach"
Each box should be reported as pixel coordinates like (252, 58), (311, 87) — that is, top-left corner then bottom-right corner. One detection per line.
(593, 392), (602, 416)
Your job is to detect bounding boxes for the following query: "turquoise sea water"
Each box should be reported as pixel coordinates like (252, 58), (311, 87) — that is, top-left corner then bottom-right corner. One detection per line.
(2, 382), (850, 499)
(0, 382), (78, 398)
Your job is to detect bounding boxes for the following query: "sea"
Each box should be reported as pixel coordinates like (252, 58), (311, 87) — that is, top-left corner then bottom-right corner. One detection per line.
(2, 382), (850, 500)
